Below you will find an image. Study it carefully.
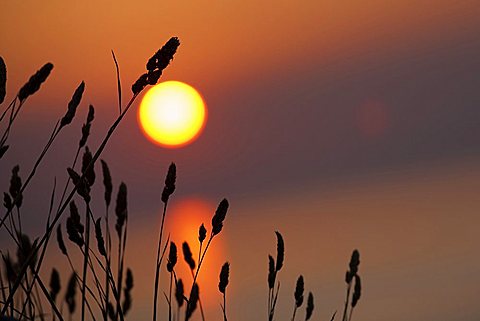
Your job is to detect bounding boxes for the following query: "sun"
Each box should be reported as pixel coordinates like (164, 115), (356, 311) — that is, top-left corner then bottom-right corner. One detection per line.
(138, 81), (207, 147)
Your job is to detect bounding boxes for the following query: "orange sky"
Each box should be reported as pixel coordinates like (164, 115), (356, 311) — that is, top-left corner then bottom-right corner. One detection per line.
(2, 0), (480, 109)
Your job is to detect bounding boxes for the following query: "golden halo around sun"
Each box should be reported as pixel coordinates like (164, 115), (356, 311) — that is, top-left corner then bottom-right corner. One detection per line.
(138, 81), (207, 147)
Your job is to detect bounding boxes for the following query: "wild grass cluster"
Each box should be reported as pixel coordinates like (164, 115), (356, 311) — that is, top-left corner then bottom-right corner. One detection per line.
(0, 38), (362, 321)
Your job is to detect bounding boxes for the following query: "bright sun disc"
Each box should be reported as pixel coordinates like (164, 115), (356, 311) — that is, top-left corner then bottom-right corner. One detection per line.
(138, 81), (206, 147)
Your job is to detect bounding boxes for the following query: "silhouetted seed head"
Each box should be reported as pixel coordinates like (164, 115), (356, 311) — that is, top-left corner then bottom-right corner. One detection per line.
(123, 268), (134, 315)
(0, 56), (6, 104)
(133, 37), (180, 94)
(3, 192), (13, 211)
(275, 231), (284, 272)
(67, 167), (90, 203)
(218, 262), (230, 294)
(56, 224), (68, 256)
(79, 105), (95, 148)
(123, 294), (132, 316)
(66, 219), (83, 247)
(351, 275), (361, 308)
(349, 249), (360, 276)
(69, 201), (83, 233)
(49, 268), (61, 303)
(3, 253), (17, 283)
(107, 301), (115, 321)
(294, 275), (304, 308)
(65, 272), (77, 314)
(198, 224), (207, 243)
(345, 270), (353, 284)
(86, 103), (94, 123)
(100, 159), (113, 207)
(115, 182), (128, 237)
(185, 283), (199, 321)
(131, 73), (148, 95)
(18, 62), (53, 102)
(125, 268), (134, 290)
(167, 241), (177, 272)
(60, 81), (85, 128)
(212, 198), (229, 236)
(146, 37), (181, 72)
(182, 242), (196, 270)
(17, 233), (36, 270)
(175, 279), (185, 308)
(66, 201), (84, 247)
(81, 146), (96, 187)
(146, 45), (160, 71)
(9, 165), (23, 208)
(0, 145), (8, 159)
(146, 69), (162, 85)
(79, 123), (91, 148)
(268, 255), (275, 289)
(305, 292), (314, 321)
(161, 162), (176, 203)
(95, 218), (107, 257)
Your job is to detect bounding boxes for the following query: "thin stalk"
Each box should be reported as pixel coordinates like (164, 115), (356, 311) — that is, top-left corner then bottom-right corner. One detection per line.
(0, 301), (35, 321)
(116, 228), (123, 321)
(168, 272), (173, 321)
(222, 291), (227, 321)
(83, 249), (106, 305)
(111, 50), (122, 115)
(291, 303), (298, 321)
(32, 279), (45, 321)
(153, 201), (168, 321)
(56, 145), (81, 215)
(1, 94), (139, 316)
(89, 242), (125, 321)
(0, 97), (16, 123)
(341, 283), (352, 321)
(64, 252), (103, 310)
(16, 208), (22, 237)
(188, 269), (205, 321)
(0, 120), (60, 231)
(192, 235), (214, 285)
(267, 287), (272, 320)
(104, 205), (111, 321)
(6, 271), (13, 317)
(14, 269), (52, 321)
(5, 213), (19, 247)
(0, 267), (7, 311)
(269, 282), (280, 321)
(185, 234), (214, 319)
(115, 209), (128, 321)
(33, 273), (64, 321)
(0, 99), (24, 147)
(198, 242), (202, 268)
(86, 206), (108, 305)
(24, 273), (35, 321)
(9, 251), (41, 320)
(81, 202), (91, 321)
(348, 307), (354, 321)
(330, 311), (337, 321)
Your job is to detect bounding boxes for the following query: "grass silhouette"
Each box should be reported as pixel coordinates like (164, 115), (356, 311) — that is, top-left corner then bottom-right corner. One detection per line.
(0, 39), (362, 321)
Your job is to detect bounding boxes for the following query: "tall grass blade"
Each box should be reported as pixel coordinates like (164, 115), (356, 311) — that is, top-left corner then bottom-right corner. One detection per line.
(111, 51), (122, 115)
(0, 56), (6, 104)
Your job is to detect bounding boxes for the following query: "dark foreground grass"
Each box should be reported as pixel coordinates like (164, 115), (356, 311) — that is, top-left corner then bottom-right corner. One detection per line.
(0, 40), (362, 321)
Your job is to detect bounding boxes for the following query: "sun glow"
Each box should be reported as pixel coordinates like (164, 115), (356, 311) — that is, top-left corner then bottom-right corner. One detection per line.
(165, 199), (226, 307)
(138, 81), (206, 147)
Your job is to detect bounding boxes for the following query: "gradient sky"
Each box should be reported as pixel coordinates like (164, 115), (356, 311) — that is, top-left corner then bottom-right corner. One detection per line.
(1, 1), (480, 320)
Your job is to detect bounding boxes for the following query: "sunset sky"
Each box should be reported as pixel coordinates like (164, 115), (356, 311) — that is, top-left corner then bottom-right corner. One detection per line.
(1, 1), (480, 320)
